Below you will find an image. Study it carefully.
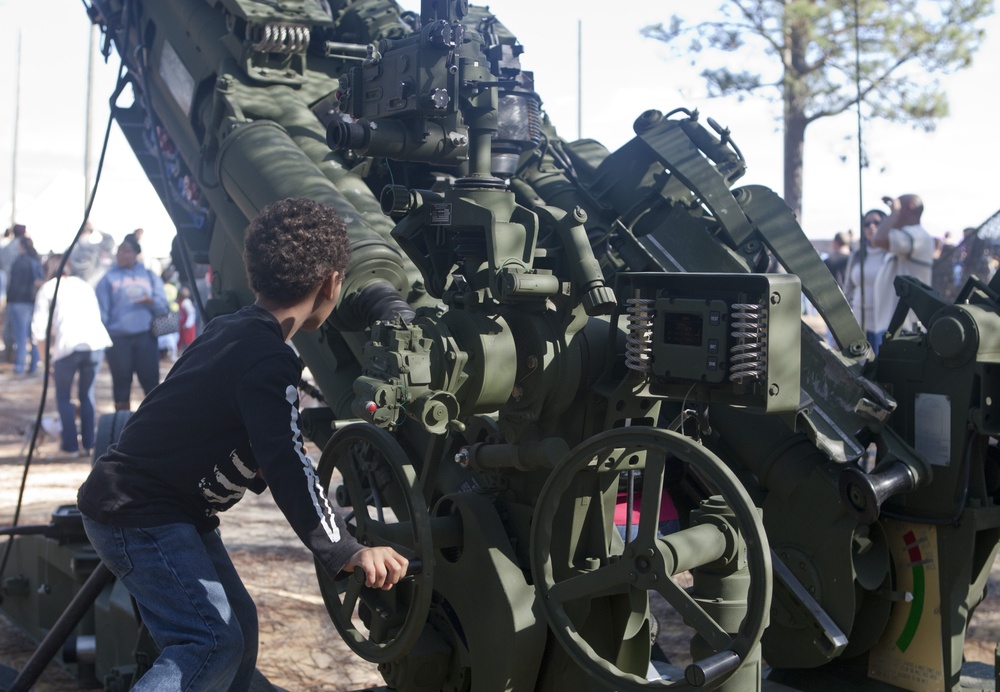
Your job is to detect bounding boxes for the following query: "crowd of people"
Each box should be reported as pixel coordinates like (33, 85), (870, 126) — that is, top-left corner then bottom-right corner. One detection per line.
(0, 221), (202, 457)
(3, 195), (997, 456)
(825, 193), (997, 355)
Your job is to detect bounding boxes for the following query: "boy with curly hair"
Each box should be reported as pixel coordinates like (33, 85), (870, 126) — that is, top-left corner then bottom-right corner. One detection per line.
(78, 198), (408, 690)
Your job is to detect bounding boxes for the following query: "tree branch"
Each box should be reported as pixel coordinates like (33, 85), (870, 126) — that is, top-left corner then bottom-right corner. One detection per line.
(730, 0), (783, 55)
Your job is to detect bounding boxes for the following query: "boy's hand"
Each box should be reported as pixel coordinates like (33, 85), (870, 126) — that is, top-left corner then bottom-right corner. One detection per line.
(346, 546), (409, 590)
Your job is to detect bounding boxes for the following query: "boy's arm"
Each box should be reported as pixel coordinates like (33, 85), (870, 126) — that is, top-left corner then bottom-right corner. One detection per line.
(236, 356), (407, 580)
(345, 545), (409, 590)
(873, 196), (902, 250)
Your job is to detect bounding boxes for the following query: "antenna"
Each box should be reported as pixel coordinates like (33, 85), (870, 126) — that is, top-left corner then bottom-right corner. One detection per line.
(853, 0), (867, 333)
(85, 22), (100, 212)
(10, 30), (22, 227)
(577, 19), (582, 140)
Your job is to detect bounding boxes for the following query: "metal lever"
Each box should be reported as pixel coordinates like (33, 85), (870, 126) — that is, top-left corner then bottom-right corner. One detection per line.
(840, 461), (916, 524)
(684, 650), (741, 687)
(353, 557), (424, 586)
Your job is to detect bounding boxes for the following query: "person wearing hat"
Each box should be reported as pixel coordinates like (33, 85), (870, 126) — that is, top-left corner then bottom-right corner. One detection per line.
(95, 233), (170, 411)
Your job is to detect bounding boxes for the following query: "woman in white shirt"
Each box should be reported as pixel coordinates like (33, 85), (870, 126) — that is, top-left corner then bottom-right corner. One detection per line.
(842, 209), (887, 354)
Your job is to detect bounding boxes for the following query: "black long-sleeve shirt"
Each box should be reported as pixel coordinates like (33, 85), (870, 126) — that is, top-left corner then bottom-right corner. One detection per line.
(78, 304), (362, 577)
(7, 253), (43, 304)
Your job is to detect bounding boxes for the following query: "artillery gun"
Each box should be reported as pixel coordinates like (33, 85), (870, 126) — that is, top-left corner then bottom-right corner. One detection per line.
(3, 0), (1000, 690)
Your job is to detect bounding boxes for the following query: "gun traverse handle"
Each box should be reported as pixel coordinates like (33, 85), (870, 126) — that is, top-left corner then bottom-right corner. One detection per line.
(684, 650), (741, 687)
(839, 461), (916, 524)
(353, 557), (424, 586)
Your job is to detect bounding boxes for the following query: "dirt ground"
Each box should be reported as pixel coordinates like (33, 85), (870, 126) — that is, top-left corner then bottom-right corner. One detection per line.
(1, 348), (1000, 691)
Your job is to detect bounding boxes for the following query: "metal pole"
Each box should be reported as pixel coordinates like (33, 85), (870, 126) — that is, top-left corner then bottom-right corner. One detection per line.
(854, 0), (867, 334)
(85, 23), (100, 212)
(10, 31), (22, 227)
(6, 562), (114, 692)
(576, 19), (582, 140)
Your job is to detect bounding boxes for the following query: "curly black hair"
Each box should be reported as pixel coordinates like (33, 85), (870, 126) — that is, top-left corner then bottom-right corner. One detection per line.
(243, 198), (351, 305)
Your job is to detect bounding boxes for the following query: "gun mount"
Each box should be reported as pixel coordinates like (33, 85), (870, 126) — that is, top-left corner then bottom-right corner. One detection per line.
(3, 0), (1000, 690)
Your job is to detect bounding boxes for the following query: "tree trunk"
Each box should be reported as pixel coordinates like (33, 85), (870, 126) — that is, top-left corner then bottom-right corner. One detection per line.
(782, 14), (809, 227)
(783, 110), (806, 225)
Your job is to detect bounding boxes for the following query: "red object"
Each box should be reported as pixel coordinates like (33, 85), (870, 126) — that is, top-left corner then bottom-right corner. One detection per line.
(365, 401), (378, 415)
(614, 490), (678, 526)
(178, 304), (197, 350)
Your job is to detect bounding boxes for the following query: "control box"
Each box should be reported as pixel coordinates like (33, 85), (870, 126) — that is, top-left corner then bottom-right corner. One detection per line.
(616, 272), (802, 413)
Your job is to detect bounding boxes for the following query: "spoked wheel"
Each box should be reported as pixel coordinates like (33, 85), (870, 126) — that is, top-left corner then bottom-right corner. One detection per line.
(530, 426), (771, 690)
(315, 423), (433, 663)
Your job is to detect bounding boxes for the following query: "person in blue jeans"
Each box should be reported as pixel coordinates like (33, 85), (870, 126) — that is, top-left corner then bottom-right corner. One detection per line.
(33, 255), (113, 455)
(78, 198), (408, 690)
(6, 236), (43, 376)
(95, 233), (169, 410)
(1, 224), (29, 362)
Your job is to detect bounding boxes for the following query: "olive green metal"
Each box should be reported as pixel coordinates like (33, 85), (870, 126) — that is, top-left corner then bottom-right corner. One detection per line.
(865, 277), (1000, 688)
(688, 498), (765, 692)
(615, 272), (802, 413)
(315, 423), (434, 663)
(733, 185), (868, 359)
(530, 427), (771, 691)
(0, 509), (141, 688)
(17, 1), (998, 690)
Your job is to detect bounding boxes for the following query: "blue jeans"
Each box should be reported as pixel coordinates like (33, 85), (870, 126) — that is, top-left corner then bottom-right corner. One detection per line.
(53, 350), (103, 452)
(7, 302), (39, 374)
(867, 330), (883, 356)
(82, 517), (258, 691)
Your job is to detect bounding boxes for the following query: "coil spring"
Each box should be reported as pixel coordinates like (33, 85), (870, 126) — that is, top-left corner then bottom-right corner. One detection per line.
(729, 303), (766, 383)
(625, 298), (655, 373)
(249, 23), (311, 54)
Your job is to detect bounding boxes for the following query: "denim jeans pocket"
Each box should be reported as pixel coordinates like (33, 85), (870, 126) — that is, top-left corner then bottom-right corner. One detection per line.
(82, 517), (133, 579)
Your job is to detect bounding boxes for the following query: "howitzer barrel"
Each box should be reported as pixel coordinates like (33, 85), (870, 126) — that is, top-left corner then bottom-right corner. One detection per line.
(216, 119), (413, 331)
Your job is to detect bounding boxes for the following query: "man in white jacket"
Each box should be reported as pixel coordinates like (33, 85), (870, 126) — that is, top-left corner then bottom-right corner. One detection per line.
(871, 194), (935, 338)
(32, 255), (113, 456)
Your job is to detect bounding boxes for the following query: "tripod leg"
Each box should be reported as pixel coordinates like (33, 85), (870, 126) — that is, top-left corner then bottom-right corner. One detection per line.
(5, 561), (114, 692)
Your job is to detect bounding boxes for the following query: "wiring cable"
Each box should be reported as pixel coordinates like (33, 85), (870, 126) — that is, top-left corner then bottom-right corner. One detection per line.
(854, 0), (869, 338)
(0, 60), (125, 584)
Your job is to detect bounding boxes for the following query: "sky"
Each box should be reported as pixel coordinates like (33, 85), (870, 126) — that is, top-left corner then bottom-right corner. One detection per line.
(491, 0), (1000, 242)
(0, 0), (998, 258)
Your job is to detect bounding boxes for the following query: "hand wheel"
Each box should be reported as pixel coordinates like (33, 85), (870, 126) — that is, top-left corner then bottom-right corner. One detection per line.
(530, 426), (771, 689)
(315, 423), (433, 663)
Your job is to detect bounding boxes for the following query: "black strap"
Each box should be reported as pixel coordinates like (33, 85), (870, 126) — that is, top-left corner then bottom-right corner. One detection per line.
(894, 227), (933, 267)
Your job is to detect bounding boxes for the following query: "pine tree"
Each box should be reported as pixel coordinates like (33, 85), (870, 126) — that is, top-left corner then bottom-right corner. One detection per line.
(643, 1), (993, 221)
